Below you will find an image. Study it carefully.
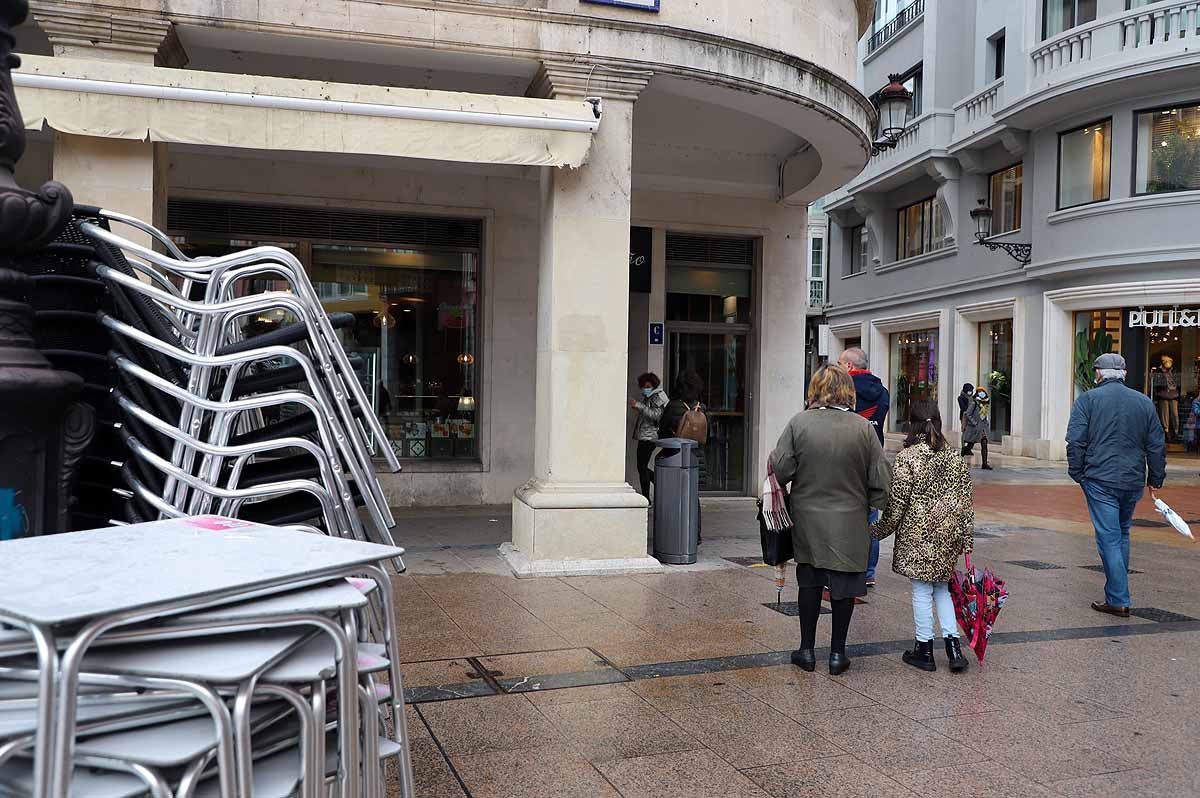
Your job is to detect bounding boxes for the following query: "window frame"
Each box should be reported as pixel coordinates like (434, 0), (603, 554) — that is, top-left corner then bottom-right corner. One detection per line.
(1042, 0), (1098, 41)
(848, 225), (867, 276)
(988, 162), (1024, 236)
(992, 32), (1006, 81)
(895, 195), (943, 261)
(1056, 116), (1113, 211)
(1132, 98), (1200, 197)
(809, 235), (825, 280)
(901, 64), (924, 120)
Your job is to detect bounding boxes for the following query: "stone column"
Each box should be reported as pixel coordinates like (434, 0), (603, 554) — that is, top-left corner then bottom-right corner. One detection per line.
(33, 1), (181, 248)
(504, 62), (661, 578)
(52, 136), (167, 249)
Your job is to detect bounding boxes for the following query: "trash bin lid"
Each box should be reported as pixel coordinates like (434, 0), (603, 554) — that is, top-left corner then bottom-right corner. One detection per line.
(653, 438), (698, 448)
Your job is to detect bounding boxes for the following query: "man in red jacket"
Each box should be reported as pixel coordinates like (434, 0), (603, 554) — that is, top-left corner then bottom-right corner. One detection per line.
(837, 347), (890, 586)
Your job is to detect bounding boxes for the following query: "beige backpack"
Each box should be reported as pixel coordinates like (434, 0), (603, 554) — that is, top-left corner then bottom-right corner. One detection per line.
(676, 403), (708, 445)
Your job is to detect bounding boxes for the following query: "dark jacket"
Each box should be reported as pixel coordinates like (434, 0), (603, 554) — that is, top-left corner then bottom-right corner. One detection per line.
(850, 370), (890, 446)
(769, 407), (891, 573)
(1066, 378), (1166, 491)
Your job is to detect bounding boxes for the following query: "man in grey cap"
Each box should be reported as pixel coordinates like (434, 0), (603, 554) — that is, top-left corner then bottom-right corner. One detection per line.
(1066, 352), (1166, 617)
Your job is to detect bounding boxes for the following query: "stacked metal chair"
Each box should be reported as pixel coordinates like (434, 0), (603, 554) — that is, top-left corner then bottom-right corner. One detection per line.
(35, 207), (404, 558)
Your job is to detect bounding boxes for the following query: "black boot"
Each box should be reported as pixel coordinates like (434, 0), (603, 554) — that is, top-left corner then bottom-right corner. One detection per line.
(944, 637), (969, 673)
(828, 652), (851, 676)
(903, 639), (937, 672)
(790, 649), (816, 672)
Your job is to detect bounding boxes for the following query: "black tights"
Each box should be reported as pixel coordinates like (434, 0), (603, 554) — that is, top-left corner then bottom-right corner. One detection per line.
(961, 437), (989, 466)
(797, 586), (856, 655)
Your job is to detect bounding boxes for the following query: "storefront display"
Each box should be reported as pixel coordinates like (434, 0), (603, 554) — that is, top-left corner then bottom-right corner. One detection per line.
(979, 320), (1013, 437)
(1145, 322), (1200, 452)
(890, 329), (939, 432)
(170, 203), (483, 461)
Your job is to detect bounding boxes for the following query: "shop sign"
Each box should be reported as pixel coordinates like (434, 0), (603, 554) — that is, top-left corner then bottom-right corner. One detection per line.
(582, 0), (660, 10)
(648, 322), (664, 346)
(629, 226), (653, 294)
(1129, 309), (1200, 328)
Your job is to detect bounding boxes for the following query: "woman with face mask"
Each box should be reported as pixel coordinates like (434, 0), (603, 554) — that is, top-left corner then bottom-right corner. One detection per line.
(961, 387), (993, 470)
(630, 373), (669, 501)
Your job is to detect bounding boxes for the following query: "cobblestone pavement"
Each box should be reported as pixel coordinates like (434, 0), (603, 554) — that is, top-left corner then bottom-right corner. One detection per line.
(390, 465), (1200, 797)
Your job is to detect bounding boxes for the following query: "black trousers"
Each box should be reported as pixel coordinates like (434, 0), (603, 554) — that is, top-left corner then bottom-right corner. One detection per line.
(636, 441), (656, 498)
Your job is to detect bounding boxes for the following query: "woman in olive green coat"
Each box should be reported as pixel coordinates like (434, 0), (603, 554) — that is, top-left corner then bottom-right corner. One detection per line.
(769, 364), (891, 675)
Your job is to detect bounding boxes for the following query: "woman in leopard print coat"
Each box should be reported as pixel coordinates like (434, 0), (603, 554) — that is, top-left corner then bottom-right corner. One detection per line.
(873, 400), (974, 673)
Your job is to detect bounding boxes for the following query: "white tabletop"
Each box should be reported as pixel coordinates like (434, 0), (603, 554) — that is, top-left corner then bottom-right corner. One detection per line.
(80, 629), (308, 683)
(0, 516), (402, 627)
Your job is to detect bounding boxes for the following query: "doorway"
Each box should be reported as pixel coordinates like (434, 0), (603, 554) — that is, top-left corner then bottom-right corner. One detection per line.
(663, 233), (756, 495)
(666, 330), (750, 493)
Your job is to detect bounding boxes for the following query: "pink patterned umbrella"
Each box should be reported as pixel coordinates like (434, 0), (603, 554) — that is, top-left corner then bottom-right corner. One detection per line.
(949, 553), (1008, 667)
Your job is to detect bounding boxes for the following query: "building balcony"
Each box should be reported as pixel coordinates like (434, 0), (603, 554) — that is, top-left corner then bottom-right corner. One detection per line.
(835, 110), (955, 196)
(1002, 0), (1200, 128)
(951, 78), (1004, 149)
(808, 279), (826, 308)
(866, 0), (925, 56)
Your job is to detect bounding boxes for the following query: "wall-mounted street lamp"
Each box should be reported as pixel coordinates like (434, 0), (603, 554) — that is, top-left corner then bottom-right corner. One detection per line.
(970, 199), (1032, 266)
(870, 74), (914, 156)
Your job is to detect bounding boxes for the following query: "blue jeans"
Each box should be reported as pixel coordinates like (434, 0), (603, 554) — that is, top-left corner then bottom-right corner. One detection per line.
(1081, 480), (1142, 608)
(866, 537), (880, 580)
(911, 580), (958, 641)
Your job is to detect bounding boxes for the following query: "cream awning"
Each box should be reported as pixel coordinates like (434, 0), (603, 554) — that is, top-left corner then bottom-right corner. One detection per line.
(14, 55), (598, 168)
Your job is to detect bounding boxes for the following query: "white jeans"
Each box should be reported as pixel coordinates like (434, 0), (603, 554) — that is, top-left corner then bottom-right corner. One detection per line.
(911, 580), (959, 642)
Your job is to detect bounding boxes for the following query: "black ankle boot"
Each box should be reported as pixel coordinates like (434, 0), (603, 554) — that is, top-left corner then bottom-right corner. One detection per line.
(944, 637), (969, 673)
(790, 649), (816, 672)
(903, 639), (937, 672)
(828, 652), (851, 676)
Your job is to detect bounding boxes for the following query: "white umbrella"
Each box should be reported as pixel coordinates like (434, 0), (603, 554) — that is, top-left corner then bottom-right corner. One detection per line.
(1154, 497), (1194, 540)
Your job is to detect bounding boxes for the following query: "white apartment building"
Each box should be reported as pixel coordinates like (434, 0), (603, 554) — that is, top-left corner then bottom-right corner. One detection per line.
(11, 0), (873, 573)
(826, 0), (1200, 462)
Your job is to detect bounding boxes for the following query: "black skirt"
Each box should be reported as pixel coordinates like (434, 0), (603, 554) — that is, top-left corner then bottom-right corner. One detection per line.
(795, 563), (867, 600)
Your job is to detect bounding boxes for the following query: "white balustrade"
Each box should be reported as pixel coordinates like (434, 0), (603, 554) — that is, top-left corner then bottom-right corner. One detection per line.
(953, 79), (1004, 142)
(1031, 1), (1200, 87)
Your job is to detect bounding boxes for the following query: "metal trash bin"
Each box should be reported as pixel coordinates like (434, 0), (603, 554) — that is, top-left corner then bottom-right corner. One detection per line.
(652, 438), (699, 564)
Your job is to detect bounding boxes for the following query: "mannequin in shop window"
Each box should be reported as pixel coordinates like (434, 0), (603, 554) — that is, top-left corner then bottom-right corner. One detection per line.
(1151, 354), (1181, 440)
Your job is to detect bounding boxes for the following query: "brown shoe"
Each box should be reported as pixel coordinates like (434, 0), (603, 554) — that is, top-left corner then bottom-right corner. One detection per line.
(1091, 601), (1130, 618)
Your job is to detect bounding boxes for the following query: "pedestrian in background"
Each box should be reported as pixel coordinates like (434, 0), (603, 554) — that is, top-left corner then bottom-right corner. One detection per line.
(837, 347), (890, 586)
(630, 372), (668, 502)
(770, 364), (890, 675)
(872, 400), (973, 673)
(1066, 353), (1166, 617)
(961, 387), (994, 470)
(958, 383), (974, 431)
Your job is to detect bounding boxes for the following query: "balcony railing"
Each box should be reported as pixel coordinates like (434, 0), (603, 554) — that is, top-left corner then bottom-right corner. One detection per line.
(953, 78), (1004, 143)
(1031, 1), (1200, 85)
(808, 280), (825, 307)
(867, 0), (924, 54)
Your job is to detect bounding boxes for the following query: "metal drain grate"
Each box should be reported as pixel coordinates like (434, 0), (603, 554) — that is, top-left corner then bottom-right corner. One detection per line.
(973, 531), (999, 539)
(724, 556), (766, 567)
(763, 601), (830, 617)
(1006, 560), (1066, 571)
(1130, 607), (1198, 623)
(1078, 565), (1142, 575)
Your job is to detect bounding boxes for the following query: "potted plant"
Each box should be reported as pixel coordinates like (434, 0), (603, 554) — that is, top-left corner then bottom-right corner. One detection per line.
(1074, 329), (1115, 394)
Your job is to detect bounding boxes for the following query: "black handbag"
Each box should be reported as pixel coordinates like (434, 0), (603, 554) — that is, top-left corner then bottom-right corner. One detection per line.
(757, 500), (795, 566)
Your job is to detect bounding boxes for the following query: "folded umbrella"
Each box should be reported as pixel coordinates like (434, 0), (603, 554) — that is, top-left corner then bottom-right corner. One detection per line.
(949, 553), (1007, 667)
(1154, 497), (1194, 540)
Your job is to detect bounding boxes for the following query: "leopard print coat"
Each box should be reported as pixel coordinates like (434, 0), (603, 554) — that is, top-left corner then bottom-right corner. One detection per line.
(872, 439), (974, 583)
